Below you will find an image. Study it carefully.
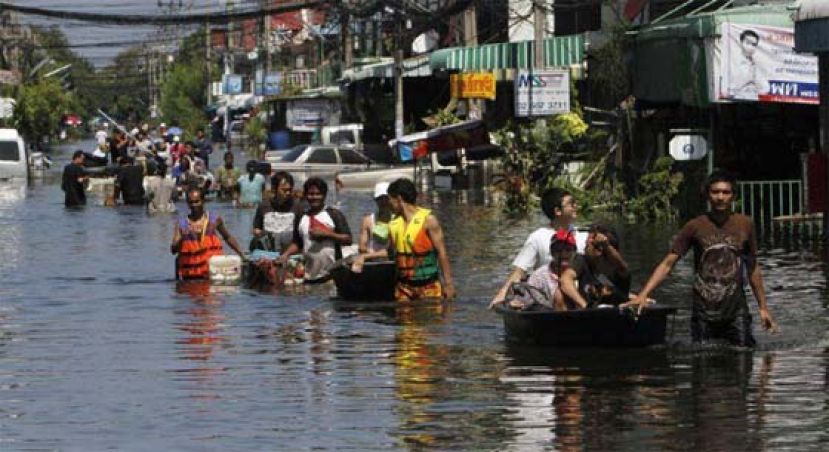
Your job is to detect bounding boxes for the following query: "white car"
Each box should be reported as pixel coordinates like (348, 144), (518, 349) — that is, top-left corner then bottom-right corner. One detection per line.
(263, 144), (374, 187)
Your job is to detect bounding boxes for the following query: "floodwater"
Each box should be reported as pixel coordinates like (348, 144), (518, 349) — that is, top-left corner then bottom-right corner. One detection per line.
(0, 140), (827, 450)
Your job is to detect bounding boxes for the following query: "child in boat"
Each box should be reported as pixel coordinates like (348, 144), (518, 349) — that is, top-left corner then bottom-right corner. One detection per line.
(506, 229), (577, 310)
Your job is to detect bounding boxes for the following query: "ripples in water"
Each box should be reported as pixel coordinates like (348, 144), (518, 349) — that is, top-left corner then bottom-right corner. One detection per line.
(0, 142), (827, 449)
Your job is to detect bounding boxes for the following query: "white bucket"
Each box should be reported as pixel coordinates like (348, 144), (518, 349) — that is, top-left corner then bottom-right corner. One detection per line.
(208, 255), (242, 285)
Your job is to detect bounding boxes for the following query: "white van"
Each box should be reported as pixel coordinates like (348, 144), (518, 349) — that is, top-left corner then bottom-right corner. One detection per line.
(0, 129), (28, 183)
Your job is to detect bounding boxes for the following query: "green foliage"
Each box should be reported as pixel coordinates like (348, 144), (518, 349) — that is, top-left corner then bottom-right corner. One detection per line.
(13, 78), (72, 142)
(626, 156), (684, 222)
(492, 113), (592, 216)
(160, 63), (207, 135)
(30, 26), (98, 119)
(244, 116), (267, 159)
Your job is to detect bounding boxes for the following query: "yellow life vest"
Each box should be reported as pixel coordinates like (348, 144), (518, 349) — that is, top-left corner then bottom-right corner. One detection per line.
(388, 207), (439, 284)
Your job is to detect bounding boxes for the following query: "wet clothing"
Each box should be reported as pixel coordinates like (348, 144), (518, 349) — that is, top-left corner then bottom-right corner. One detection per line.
(215, 166), (241, 197)
(569, 255), (631, 306)
(511, 226), (588, 272)
(108, 136), (127, 164)
(61, 162), (86, 207)
(114, 164), (145, 205)
(146, 176), (176, 214)
(395, 280), (443, 301)
(672, 212), (757, 346)
(366, 213), (390, 252)
(389, 208), (441, 299)
(176, 212), (223, 280)
(194, 136), (213, 168)
(292, 206), (352, 281)
(238, 173), (265, 206)
(253, 198), (304, 252)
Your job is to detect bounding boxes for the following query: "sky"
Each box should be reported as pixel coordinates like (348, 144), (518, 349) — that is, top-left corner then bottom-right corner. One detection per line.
(14, 0), (243, 67)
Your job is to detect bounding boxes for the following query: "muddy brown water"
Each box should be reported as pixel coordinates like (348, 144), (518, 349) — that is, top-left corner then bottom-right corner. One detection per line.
(0, 141), (826, 449)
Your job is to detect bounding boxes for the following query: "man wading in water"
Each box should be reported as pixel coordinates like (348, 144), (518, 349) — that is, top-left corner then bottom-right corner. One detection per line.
(625, 171), (778, 346)
(171, 189), (245, 280)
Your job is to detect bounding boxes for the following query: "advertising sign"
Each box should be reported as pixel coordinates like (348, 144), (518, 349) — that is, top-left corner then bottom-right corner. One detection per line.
(514, 69), (570, 117)
(450, 72), (496, 100)
(714, 23), (818, 104)
(223, 74), (243, 95)
(286, 99), (339, 131)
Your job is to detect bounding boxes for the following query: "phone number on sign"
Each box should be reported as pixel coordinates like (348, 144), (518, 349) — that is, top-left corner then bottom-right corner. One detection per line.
(516, 101), (569, 110)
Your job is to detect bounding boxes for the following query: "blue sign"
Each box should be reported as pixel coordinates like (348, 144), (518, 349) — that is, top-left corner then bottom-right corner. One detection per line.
(223, 74), (243, 95)
(263, 73), (281, 96)
(398, 143), (413, 162)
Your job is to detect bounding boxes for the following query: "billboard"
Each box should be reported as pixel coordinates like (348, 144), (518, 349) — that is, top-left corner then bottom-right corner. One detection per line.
(713, 23), (819, 104)
(514, 69), (570, 117)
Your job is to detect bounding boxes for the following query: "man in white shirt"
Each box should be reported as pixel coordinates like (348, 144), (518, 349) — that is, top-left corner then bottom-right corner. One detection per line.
(490, 188), (586, 307)
(95, 124), (108, 147)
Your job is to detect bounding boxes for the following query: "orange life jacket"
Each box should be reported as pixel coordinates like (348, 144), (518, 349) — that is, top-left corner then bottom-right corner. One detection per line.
(177, 212), (223, 280)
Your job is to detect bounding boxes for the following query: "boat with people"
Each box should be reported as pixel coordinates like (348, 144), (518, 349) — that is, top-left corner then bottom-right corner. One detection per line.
(494, 304), (677, 347)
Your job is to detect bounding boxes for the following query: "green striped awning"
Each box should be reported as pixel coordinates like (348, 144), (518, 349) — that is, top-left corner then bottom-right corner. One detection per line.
(430, 34), (586, 71)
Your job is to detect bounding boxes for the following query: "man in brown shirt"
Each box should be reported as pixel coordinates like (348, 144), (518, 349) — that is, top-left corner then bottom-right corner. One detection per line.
(626, 171), (777, 347)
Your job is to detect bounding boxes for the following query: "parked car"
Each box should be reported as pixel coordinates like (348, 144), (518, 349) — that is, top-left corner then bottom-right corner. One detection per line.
(0, 128), (28, 183)
(263, 144), (372, 185)
(228, 120), (246, 146)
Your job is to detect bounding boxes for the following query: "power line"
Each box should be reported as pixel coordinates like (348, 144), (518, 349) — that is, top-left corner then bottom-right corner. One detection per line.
(0, 1), (323, 25)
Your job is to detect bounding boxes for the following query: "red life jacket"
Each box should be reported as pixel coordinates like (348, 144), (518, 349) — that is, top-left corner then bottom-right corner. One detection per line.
(177, 212), (223, 280)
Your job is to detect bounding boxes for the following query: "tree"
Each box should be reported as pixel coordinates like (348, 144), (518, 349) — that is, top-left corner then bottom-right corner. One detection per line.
(13, 78), (72, 142)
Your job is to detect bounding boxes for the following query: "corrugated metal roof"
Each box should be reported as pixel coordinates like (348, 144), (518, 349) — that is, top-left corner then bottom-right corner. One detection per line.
(429, 34), (585, 71)
(795, 0), (829, 21)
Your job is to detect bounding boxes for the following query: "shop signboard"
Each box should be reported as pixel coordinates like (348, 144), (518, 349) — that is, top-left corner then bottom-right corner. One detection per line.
(286, 99), (339, 131)
(713, 23), (819, 104)
(514, 69), (570, 117)
(450, 72), (496, 100)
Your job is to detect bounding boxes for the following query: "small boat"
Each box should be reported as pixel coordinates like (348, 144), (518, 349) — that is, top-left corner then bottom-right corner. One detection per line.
(331, 260), (397, 301)
(494, 304), (677, 347)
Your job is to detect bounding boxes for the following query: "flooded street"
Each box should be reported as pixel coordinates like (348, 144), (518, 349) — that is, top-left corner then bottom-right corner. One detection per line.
(1, 141), (828, 450)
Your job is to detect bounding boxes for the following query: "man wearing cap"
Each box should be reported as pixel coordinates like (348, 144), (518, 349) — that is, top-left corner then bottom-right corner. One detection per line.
(350, 181), (393, 273)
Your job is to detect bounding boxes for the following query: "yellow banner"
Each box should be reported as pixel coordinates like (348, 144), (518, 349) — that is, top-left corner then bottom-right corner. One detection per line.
(450, 72), (496, 100)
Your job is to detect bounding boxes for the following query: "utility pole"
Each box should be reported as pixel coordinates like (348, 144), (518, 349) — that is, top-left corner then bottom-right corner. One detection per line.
(394, 15), (404, 140)
(463, 4), (480, 120)
(342, 9), (353, 69)
(206, 22), (212, 104)
(264, 0), (272, 74)
(534, 0), (546, 69)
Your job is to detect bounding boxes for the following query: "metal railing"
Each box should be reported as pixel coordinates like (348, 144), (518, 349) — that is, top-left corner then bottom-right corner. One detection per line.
(736, 179), (818, 237)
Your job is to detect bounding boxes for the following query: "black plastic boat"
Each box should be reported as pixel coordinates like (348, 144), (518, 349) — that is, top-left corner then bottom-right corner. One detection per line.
(331, 260), (397, 301)
(495, 304), (677, 347)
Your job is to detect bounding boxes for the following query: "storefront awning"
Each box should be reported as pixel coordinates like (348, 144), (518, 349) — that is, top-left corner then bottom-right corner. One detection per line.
(429, 34), (585, 71)
(339, 55), (432, 83)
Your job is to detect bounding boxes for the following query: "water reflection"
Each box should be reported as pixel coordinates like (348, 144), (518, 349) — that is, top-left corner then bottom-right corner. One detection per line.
(391, 302), (451, 447)
(172, 281), (229, 394)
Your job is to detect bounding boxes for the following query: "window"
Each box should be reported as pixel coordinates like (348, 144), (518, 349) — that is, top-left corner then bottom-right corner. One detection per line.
(307, 147), (337, 164)
(281, 145), (308, 162)
(339, 148), (368, 164)
(330, 130), (355, 145)
(0, 141), (20, 161)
